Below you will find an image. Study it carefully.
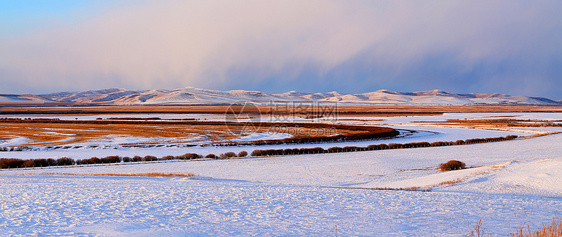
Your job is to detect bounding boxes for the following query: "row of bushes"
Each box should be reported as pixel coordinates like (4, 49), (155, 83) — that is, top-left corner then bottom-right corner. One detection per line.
(1, 135), (518, 169)
(0, 151), (251, 169)
(0, 144), (200, 152)
(249, 135), (519, 157)
(0, 157), (75, 169)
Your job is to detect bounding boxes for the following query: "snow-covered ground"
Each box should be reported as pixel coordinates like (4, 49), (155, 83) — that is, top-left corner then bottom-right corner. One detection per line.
(1, 112), (561, 236)
(0, 137), (30, 147)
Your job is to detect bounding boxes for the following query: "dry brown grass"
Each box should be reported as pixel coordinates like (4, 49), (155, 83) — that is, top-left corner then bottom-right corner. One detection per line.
(467, 216), (562, 237)
(39, 172), (196, 177)
(439, 160), (467, 171)
(465, 219), (490, 237)
(438, 118), (562, 128)
(0, 122), (239, 146)
(0, 120), (365, 146)
(509, 217), (562, 237)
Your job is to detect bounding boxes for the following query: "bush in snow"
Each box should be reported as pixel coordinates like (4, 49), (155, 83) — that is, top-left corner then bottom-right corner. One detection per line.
(56, 157), (75, 166)
(47, 158), (58, 166)
(221, 152), (237, 159)
(251, 150), (264, 156)
(178, 153), (202, 160)
(160, 155), (175, 161)
(439, 160), (466, 171)
(143, 155), (158, 162)
(34, 159), (49, 167)
(101, 156), (121, 163)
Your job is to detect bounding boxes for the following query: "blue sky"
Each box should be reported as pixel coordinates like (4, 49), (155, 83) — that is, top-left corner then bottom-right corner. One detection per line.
(0, 0), (560, 99)
(0, 1), (98, 37)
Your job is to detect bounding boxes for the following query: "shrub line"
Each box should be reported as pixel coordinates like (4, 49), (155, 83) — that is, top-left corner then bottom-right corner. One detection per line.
(1, 135), (520, 170)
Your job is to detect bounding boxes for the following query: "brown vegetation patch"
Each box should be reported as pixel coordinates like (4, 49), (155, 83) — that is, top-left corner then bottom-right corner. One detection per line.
(467, 216), (562, 237)
(509, 216), (562, 237)
(439, 118), (562, 128)
(39, 172), (195, 178)
(439, 160), (467, 171)
(0, 118), (398, 147)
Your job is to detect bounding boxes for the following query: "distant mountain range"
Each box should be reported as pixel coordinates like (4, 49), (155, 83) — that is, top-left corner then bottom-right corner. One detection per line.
(1, 87), (560, 106)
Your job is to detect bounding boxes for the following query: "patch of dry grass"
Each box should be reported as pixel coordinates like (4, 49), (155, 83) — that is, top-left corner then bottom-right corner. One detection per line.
(467, 217), (562, 237)
(509, 217), (562, 237)
(0, 122), (238, 146)
(440, 118), (562, 128)
(39, 172), (196, 178)
(0, 119), (387, 147)
(439, 160), (467, 171)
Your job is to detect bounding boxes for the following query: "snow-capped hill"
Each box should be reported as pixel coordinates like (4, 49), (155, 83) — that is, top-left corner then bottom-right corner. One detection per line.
(414, 89), (458, 97)
(0, 94), (46, 103)
(5, 87), (560, 106)
(361, 90), (412, 104)
(274, 91), (311, 97)
(300, 93), (328, 100)
(40, 88), (132, 103)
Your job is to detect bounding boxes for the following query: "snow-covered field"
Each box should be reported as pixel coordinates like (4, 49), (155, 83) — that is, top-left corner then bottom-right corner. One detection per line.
(1, 112), (561, 236)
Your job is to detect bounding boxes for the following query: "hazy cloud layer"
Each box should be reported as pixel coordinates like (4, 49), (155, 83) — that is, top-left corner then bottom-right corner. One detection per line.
(0, 0), (560, 98)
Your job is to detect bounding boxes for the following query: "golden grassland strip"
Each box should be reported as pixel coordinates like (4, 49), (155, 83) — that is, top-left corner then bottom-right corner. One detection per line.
(439, 118), (562, 127)
(0, 120), (371, 146)
(0, 122), (239, 146)
(398, 166), (437, 171)
(36, 172), (195, 177)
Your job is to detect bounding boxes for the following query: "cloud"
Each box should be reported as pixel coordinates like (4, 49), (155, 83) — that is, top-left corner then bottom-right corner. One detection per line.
(0, 0), (561, 98)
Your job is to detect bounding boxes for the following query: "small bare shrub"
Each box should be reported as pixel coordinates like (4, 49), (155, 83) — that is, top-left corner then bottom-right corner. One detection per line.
(509, 216), (562, 237)
(238, 151), (248, 157)
(34, 159), (49, 167)
(160, 155), (175, 161)
(47, 158), (57, 166)
(21, 160), (35, 168)
(1, 159), (25, 168)
(205, 154), (217, 159)
(178, 153), (202, 160)
(439, 160), (466, 171)
(465, 219), (490, 237)
(101, 156), (121, 163)
(56, 157), (75, 166)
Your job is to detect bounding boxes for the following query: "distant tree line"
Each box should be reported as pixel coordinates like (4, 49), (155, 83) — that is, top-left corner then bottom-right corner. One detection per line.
(0, 135), (519, 170)
(249, 135), (518, 156)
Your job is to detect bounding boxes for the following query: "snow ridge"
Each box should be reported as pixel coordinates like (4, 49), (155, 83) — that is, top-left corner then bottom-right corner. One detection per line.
(6, 87), (561, 105)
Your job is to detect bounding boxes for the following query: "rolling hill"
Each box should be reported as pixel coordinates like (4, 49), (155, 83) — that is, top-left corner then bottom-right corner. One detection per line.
(2, 87), (560, 106)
